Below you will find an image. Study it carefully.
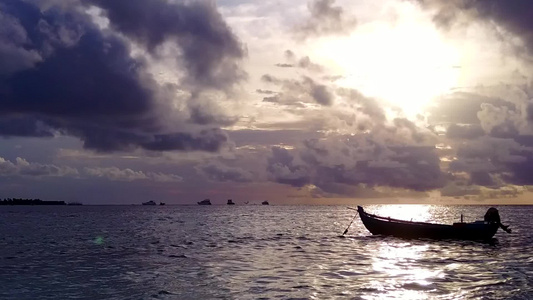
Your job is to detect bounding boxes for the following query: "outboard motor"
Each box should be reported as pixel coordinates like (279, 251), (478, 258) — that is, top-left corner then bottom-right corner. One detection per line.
(484, 207), (512, 233)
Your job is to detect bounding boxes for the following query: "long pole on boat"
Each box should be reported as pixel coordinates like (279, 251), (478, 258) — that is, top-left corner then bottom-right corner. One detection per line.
(342, 212), (358, 236)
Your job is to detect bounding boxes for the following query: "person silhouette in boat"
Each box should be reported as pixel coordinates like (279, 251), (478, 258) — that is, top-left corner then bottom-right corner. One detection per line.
(484, 207), (512, 233)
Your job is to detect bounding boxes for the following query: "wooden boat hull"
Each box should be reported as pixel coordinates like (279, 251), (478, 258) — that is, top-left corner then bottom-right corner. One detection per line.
(357, 206), (499, 240)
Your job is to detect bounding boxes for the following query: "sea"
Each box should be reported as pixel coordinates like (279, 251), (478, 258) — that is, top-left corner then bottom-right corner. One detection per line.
(1, 204), (532, 300)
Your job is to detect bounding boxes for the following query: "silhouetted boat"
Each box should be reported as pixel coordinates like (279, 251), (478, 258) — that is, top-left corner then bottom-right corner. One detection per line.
(160, 202), (166, 206)
(142, 200), (156, 206)
(227, 199), (235, 205)
(198, 199), (211, 205)
(262, 201), (269, 205)
(356, 206), (511, 241)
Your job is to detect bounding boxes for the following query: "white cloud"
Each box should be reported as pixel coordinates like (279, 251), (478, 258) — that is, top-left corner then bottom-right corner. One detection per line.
(0, 156), (78, 177)
(84, 167), (182, 182)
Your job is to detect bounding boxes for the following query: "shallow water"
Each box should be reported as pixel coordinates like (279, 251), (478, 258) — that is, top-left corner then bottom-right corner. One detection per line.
(1, 205), (532, 299)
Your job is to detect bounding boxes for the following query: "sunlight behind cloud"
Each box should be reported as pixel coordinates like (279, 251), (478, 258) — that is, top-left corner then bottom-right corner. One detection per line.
(315, 7), (460, 117)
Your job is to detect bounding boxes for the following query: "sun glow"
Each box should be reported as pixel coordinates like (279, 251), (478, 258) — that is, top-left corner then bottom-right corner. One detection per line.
(374, 204), (432, 222)
(316, 12), (460, 117)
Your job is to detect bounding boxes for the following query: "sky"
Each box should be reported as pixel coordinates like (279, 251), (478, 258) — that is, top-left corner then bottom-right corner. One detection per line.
(1, 0), (533, 205)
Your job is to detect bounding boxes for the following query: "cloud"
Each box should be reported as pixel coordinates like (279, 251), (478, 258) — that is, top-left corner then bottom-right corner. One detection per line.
(0, 0), (242, 153)
(84, 166), (182, 182)
(0, 8), (42, 75)
(275, 50), (324, 72)
(197, 162), (254, 183)
(427, 92), (515, 125)
(275, 63), (294, 68)
(256, 89), (276, 95)
(296, 0), (357, 39)
(416, 0), (533, 56)
(267, 133), (447, 196)
(0, 117), (55, 137)
(446, 124), (485, 139)
(477, 103), (521, 138)
(85, 0), (247, 90)
(267, 147), (311, 187)
(0, 155), (182, 182)
(260, 74), (333, 106)
(0, 156), (78, 177)
(440, 183), (481, 197)
(449, 135), (533, 186)
(336, 88), (387, 125)
(297, 56), (324, 72)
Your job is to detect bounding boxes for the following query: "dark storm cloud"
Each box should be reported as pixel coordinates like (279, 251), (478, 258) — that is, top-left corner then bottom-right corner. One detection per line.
(427, 92), (514, 125)
(513, 135), (533, 147)
(446, 124), (485, 139)
(229, 129), (322, 148)
(417, 0), (533, 56)
(0, 5), (42, 75)
(267, 135), (447, 196)
(260, 74), (333, 106)
(267, 147), (311, 187)
(84, 0), (246, 90)
(0, 0), (241, 153)
(139, 129), (228, 152)
(188, 101), (237, 126)
(433, 90), (533, 188)
(0, 116), (55, 137)
(449, 136), (533, 187)
(469, 172), (496, 186)
(297, 0), (357, 39)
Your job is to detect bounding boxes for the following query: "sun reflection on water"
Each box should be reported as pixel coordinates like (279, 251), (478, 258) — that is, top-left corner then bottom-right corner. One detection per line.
(373, 204), (432, 223)
(364, 241), (445, 300)
(359, 205), (449, 299)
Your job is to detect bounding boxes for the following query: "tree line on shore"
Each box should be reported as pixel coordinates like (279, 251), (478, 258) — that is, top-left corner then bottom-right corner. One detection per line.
(0, 198), (67, 205)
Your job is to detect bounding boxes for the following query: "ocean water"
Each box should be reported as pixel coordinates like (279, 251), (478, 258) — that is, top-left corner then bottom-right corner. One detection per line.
(1, 205), (532, 299)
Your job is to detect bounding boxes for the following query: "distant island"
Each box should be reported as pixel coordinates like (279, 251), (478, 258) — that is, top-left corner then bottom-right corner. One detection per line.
(0, 198), (67, 205)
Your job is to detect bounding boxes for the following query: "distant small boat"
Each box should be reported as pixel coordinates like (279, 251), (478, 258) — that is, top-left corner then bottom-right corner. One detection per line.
(67, 202), (83, 206)
(198, 199), (212, 205)
(142, 200), (156, 206)
(355, 206), (511, 240)
(160, 202), (166, 206)
(261, 201), (269, 205)
(227, 199), (235, 205)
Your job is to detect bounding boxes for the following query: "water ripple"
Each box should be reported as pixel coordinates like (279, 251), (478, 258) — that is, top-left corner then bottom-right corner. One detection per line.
(0, 205), (532, 299)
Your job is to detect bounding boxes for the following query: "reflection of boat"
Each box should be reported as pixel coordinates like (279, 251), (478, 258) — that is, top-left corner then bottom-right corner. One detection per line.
(142, 200), (156, 206)
(160, 202), (166, 206)
(261, 201), (269, 205)
(356, 206), (511, 240)
(198, 199), (212, 205)
(227, 199), (235, 205)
